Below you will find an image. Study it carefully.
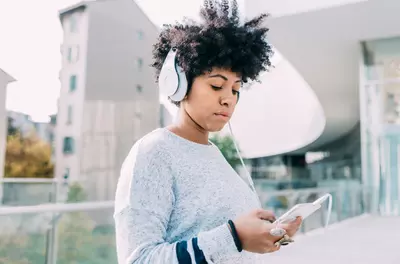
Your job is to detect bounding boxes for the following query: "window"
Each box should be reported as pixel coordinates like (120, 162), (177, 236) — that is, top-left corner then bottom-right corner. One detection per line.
(67, 47), (72, 62)
(63, 168), (70, 181)
(135, 101), (142, 118)
(49, 133), (54, 143)
(63, 137), (74, 154)
(134, 106), (141, 138)
(69, 75), (77, 92)
(136, 84), (143, 93)
(137, 58), (143, 71)
(67, 105), (73, 124)
(137, 30), (144, 40)
(67, 45), (79, 63)
(70, 15), (77, 33)
(50, 115), (57, 125)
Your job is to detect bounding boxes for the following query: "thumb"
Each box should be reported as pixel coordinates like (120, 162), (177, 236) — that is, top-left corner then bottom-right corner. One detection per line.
(294, 216), (302, 225)
(278, 216), (302, 229)
(255, 209), (276, 222)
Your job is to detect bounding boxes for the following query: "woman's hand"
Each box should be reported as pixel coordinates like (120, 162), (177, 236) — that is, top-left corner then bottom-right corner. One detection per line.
(232, 209), (302, 254)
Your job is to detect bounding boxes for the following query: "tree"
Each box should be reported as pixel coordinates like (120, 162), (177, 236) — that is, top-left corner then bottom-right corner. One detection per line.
(7, 117), (19, 136)
(4, 132), (54, 178)
(209, 134), (242, 170)
(66, 182), (87, 203)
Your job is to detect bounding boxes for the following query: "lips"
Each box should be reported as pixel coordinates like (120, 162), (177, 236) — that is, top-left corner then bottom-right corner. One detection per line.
(214, 112), (231, 118)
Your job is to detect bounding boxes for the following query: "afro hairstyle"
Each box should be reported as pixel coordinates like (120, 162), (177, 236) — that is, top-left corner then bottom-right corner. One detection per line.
(151, 0), (273, 105)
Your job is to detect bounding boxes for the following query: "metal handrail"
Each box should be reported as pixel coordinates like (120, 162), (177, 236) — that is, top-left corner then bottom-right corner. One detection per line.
(0, 186), (369, 216)
(0, 185), (371, 215)
(0, 201), (114, 215)
(0, 178), (58, 183)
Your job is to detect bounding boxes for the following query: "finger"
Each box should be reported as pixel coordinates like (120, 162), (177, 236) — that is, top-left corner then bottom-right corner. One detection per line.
(276, 222), (291, 231)
(271, 243), (281, 252)
(277, 223), (297, 237)
(283, 216), (302, 229)
(256, 209), (276, 222)
(291, 217), (302, 231)
(286, 222), (302, 237)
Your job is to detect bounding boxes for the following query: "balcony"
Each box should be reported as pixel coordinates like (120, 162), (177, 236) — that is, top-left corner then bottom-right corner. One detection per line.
(0, 201), (115, 264)
(0, 184), (399, 263)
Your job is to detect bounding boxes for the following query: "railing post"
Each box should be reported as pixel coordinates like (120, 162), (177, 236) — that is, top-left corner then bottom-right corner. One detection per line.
(336, 189), (342, 222)
(51, 180), (60, 264)
(44, 180), (60, 264)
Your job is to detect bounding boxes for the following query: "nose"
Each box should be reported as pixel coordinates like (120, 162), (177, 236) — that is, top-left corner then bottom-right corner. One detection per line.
(220, 91), (236, 108)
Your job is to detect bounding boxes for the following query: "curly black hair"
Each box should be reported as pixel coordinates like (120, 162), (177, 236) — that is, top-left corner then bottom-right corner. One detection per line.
(151, 0), (273, 105)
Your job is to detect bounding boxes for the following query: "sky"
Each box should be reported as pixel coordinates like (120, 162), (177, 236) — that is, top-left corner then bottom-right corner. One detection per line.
(0, 0), (236, 122)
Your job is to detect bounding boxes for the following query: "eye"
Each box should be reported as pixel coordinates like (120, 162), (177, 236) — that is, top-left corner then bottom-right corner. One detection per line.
(232, 90), (240, 96)
(211, 85), (222, 90)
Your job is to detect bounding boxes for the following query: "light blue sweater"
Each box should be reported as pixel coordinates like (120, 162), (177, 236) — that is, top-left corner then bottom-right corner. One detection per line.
(113, 128), (263, 263)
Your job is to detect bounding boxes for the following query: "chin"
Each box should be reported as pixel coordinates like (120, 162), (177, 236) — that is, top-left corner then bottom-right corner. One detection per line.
(206, 124), (226, 132)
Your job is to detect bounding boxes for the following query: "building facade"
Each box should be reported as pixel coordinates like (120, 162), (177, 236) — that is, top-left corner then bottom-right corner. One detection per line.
(242, 0), (400, 215)
(0, 69), (16, 202)
(57, 0), (160, 201)
(360, 37), (400, 215)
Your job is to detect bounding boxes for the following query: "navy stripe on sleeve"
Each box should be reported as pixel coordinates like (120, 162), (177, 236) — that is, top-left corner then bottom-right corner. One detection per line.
(176, 240), (192, 263)
(192, 237), (207, 264)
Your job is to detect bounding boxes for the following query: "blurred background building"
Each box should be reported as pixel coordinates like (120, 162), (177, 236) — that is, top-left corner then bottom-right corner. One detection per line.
(56, 0), (160, 201)
(0, 69), (16, 200)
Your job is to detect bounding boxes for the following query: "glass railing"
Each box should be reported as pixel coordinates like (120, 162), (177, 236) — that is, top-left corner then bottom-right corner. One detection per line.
(56, 210), (116, 264)
(0, 179), (113, 206)
(256, 185), (374, 233)
(0, 202), (115, 264)
(0, 212), (49, 263)
(0, 186), (374, 263)
(1, 178), (57, 206)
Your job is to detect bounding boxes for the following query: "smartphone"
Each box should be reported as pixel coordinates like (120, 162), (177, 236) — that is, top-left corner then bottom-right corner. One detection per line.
(273, 201), (322, 224)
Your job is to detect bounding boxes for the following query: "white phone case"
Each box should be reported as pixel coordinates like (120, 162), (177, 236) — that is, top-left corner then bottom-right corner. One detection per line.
(274, 203), (321, 224)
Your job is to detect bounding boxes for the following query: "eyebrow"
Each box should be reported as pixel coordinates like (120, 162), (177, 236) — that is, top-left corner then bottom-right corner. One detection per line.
(209, 74), (241, 83)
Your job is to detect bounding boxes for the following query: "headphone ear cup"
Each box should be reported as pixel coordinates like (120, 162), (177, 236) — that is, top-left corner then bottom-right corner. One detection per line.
(169, 65), (188, 102)
(158, 48), (188, 102)
(160, 68), (179, 97)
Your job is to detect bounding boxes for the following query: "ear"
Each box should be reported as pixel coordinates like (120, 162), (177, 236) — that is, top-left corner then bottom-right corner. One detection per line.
(181, 93), (189, 101)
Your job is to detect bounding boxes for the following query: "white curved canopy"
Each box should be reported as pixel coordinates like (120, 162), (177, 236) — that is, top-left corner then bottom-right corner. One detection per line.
(246, 0), (400, 151)
(225, 58), (325, 158)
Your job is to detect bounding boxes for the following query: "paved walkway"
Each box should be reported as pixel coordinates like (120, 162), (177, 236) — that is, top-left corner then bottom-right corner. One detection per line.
(265, 214), (400, 264)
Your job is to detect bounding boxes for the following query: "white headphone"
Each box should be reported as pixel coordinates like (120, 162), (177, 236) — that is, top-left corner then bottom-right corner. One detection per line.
(158, 48), (188, 102)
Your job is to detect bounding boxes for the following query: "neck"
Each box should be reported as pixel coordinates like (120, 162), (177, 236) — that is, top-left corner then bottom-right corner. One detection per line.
(168, 107), (209, 145)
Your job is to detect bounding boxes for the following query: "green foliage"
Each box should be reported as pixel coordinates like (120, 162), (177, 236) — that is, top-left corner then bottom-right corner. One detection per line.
(0, 233), (30, 264)
(56, 183), (116, 264)
(4, 132), (54, 178)
(57, 183), (93, 263)
(209, 134), (242, 170)
(0, 184), (117, 264)
(66, 182), (87, 203)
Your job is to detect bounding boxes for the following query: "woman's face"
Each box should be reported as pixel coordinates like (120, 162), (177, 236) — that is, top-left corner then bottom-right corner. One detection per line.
(182, 68), (241, 132)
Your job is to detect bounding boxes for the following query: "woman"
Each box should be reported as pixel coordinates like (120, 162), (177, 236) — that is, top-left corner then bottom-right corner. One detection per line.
(114, 1), (302, 263)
